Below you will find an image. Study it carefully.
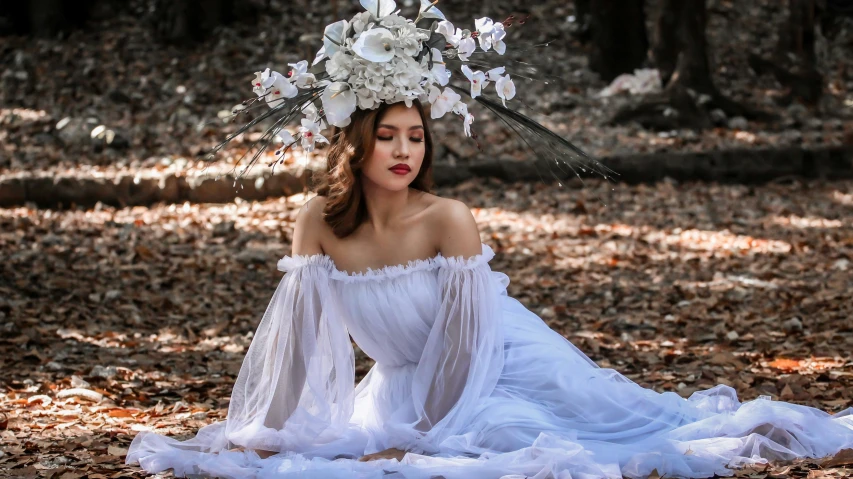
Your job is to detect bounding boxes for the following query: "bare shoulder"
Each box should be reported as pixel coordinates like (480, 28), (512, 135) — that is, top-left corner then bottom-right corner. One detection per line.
(292, 195), (330, 256)
(423, 196), (481, 258)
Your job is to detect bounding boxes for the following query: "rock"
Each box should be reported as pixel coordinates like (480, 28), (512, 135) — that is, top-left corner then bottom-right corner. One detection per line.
(70, 375), (91, 389)
(90, 124), (130, 151)
(45, 361), (64, 371)
(105, 290), (121, 301)
(805, 118), (823, 130)
(726, 330), (740, 341)
(55, 117), (98, 147)
(727, 116), (748, 130)
(710, 109), (727, 125)
(90, 365), (118, 379)
(236, 249), (270, 264)
(833, 259), (850, 271)
(42, 233), (63, 246)
(787, 103), (808, 117)
(213, 221), (236, 237)
(782, 317), (803, 333)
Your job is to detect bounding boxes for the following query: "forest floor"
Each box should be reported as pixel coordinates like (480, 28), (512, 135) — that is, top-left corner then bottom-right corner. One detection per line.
(1, 178), (853, 478)
(2, 0), (853, 184)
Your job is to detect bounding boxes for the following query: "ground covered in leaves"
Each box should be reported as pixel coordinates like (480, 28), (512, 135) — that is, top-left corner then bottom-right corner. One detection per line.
(1, 178), (853, 478)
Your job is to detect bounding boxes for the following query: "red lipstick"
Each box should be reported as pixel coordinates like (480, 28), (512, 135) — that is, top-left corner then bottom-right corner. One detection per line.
(389, 163), (411, 175)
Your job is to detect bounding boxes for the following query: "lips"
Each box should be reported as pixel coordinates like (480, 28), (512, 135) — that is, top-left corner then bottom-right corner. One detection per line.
(388, 164), (411, 174)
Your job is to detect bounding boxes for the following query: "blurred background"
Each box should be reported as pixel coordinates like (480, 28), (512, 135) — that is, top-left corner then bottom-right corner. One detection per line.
(1, 1), (852, 477)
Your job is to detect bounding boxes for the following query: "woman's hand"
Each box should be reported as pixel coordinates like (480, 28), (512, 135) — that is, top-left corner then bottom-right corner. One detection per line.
(358, 447), (408, 462)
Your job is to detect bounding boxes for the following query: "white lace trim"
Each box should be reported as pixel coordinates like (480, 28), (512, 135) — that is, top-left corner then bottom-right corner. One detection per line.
(277, 243), (495, 282)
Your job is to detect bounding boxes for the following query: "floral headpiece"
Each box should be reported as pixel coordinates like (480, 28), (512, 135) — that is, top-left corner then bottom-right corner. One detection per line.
(208, 0), (613, 185)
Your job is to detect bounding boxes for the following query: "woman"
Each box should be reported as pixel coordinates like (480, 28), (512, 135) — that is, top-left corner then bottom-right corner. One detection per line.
(126, 99), (853, 479)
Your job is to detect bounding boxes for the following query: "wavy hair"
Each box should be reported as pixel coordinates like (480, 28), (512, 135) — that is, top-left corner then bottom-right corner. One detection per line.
(315, 100), (434, 238)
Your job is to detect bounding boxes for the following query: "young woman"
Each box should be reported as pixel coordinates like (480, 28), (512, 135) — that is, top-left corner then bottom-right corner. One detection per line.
(126, 99), (853, 479)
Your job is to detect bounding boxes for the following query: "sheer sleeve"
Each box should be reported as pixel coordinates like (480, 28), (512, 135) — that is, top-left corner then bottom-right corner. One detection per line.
(389, 247), (504, 455)
(223, 253), (356, 453)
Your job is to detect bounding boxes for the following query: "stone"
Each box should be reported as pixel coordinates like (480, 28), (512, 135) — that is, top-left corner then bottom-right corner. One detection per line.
(727, 116), (748, 130)
(782, 317), (803, 333)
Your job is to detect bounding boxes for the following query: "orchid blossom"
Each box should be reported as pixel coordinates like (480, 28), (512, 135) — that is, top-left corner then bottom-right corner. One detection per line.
(321, 82), (357, 127)
(428, 86), (461, 119)
(298, 118), (328, 152)
(352, 28), (396, 63)
(461, 64), (486, 98)
(495, 74), (516, 106)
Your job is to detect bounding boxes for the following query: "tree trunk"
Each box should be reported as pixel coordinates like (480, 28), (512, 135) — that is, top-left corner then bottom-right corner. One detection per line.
(666, 0), (715, 95)
(748, 0), (822, 105)
(587, 0), (648, 82)
(572, 0), (592, 41)
(611, 0), (773, 130)
(651, 0), (682, 84)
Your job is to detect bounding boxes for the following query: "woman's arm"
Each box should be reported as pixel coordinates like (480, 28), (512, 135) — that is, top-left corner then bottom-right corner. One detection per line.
(291, 195), (328, 256)
(433, 198), (483, 259)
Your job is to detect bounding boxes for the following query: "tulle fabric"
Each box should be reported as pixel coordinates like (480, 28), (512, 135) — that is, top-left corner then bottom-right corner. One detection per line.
(127, 243), (853, 479)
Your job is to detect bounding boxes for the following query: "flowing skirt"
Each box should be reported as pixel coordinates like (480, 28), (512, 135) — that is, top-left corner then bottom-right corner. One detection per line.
(127, 286), (853, 479)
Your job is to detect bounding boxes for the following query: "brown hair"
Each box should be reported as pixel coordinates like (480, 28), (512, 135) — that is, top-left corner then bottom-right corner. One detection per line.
(315, 100), (434, 238)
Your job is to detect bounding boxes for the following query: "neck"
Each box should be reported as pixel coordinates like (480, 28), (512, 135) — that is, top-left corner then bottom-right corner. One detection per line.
(360, 177), (412, 232)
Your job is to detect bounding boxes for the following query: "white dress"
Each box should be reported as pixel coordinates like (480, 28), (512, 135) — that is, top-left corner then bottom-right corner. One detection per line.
(127, 243), (853, 479)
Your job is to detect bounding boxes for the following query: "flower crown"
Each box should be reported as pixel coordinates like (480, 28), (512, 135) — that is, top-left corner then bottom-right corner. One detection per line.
(210, 0), (613, 185)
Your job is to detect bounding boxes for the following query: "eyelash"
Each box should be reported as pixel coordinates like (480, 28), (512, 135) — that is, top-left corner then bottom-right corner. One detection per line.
(377, 136), (423, 143)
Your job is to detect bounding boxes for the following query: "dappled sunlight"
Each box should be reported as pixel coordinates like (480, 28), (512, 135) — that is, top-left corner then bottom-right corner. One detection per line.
(1, 107), (49, 123)
(642, 228), (792, 254)
(770, 215), (844, 229)
(833, 190), (853, 207)
(473, 206), (792, 272)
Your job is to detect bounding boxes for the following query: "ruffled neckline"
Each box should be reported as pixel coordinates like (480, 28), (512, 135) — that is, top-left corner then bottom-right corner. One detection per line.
(277, 243), (495, 283)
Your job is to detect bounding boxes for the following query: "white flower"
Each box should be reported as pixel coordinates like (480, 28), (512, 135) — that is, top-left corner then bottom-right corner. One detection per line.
(357, 89), (378, 109)
(312, 45), (327, 66)
(396, 27), (423, 57)
(491, 22), (507, 54)
(418, 0), (445, 20)
(252, 68), (276, 97)
(436, 21), (459, 47)
(360, 0), (397, 19)
(351, 11), (373, 35)
(321, 82), (357, 127)
(326, 50), (354, 80)
(428, 85), (461, 119)
(495, 74), (516, 106)
(461, 64), (485, 98)
(302, 102), (324, 125)
(456, 36), (476, 61)
(422, 48), (449, 86)
(266, 71), (298, 107)
(299, 118), (328, 152)
(288, 60), (315, 88)
(379, 13), (410, 28)
(323, 20), (348, 59)
(276, 130), (296, 150)
(352, 28), (396, 63)
(485, 66), (505, 86)
(463, 112), (474, 137)
(474, 17), (495, 51)
(452, 101), (468, 117)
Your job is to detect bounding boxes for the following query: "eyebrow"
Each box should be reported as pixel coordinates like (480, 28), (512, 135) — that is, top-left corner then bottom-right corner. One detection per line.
(377, 124), (424, 131)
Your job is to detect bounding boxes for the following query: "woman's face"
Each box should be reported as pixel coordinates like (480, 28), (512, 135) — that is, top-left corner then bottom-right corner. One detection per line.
(360, 103), (426, 192)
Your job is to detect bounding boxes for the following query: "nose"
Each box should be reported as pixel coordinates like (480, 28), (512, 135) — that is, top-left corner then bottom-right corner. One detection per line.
(393, 139), (409, 159)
